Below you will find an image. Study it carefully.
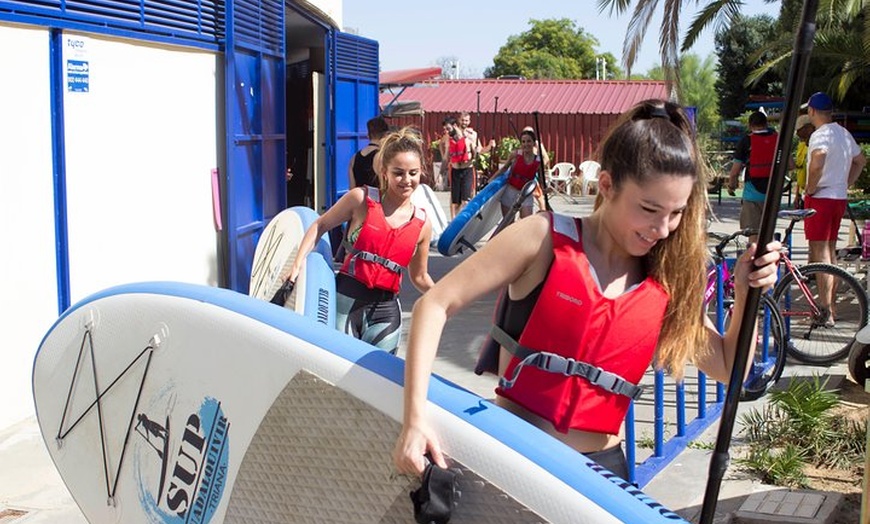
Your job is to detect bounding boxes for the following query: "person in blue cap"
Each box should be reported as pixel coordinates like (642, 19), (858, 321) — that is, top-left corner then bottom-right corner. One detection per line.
(803, 91), (867, 325)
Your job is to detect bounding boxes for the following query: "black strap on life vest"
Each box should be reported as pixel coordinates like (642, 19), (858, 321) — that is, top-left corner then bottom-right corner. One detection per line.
(342, 239), (404, 274)
(490, 325), (644, 401)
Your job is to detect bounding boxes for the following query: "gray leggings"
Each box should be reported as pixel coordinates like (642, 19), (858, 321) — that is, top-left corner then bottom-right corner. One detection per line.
(335, 274), (402, 354)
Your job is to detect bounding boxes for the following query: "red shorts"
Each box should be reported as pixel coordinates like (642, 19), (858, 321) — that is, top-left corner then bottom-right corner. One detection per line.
(803, 195), (846, 241)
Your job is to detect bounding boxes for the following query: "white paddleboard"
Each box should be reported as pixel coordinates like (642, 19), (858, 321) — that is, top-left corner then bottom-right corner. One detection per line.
(411, 184), (448, 246)
(33, 282), (688, 524)
(438, 173), (508, 256)
(249, 208), (334, 326)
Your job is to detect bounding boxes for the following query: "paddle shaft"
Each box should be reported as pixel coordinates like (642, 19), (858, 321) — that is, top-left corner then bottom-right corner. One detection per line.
(507, 110), (520, 140)
(532, 111), (553, 212)
(698, 2), (818, 522)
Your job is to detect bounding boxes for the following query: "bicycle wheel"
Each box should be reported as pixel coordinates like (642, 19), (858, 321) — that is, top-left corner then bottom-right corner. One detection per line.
(773, 263), (869, 364)
(737, 295), (788, 401)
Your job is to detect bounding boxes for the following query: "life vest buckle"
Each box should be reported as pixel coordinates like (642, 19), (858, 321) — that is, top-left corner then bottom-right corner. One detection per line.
(588, 367), (619, 392)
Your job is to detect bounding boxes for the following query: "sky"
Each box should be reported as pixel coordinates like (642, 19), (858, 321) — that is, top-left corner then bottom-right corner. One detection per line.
(343, 1), (781, 78)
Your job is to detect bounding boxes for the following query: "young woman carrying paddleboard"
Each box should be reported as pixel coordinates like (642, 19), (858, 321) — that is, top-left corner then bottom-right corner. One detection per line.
(393, 100), (781, 480)
(286, 127), (435, 354)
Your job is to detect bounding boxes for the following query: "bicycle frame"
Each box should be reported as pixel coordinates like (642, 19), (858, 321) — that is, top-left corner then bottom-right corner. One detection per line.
(775, 214), (825, 335)
(706, 231), (776, 381)
(777, 253), (823, 318)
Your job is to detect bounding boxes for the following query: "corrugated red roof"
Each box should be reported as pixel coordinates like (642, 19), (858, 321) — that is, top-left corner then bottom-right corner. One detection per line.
(379, 67), (443, 87)
(378, 79), (668, 115)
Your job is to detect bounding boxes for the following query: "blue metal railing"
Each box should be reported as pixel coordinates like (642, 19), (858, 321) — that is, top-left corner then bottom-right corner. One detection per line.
(627, 256), (739, 487)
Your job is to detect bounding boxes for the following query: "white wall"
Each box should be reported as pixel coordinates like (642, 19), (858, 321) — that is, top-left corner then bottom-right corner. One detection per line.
(0, 24), (57, 429)
(0, 26), (220, 429)
(61, 33), (219, 304)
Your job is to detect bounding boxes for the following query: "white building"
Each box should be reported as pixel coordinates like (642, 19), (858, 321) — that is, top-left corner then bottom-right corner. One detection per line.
(0, 0), (379, 429)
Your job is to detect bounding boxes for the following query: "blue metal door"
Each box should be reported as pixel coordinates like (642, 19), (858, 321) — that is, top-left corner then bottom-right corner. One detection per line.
(223, 0), (286, 292)
(326, 31), (379, 205)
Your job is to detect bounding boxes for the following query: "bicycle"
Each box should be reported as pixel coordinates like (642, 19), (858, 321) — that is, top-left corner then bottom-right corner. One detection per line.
(769, 208), (869, 364)
(706, 229), (787, 400)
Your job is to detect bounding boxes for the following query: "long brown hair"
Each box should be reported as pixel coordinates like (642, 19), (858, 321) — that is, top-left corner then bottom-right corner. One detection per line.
(595, 99), (709, 379)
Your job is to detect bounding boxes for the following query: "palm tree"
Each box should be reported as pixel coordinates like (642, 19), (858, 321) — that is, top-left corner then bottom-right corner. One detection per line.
(747, 0), (870, 102)
(596, 0), (751, 94)
(599, 0), (869, 104)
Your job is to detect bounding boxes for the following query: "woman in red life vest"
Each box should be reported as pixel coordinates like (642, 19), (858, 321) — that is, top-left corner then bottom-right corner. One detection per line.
(392, 100), (781, 480)
(493, 129), (542, 219)
(287, 127), (436, 354)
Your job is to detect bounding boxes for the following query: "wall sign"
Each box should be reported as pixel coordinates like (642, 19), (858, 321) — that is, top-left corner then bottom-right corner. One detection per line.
(63, 35), (90, 93)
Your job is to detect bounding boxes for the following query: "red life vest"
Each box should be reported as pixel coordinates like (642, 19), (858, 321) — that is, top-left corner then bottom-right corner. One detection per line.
(507, 153), (541, 190)
(339, 187), (426, 294)
(495, 213), (669, 435)
(746, 130), (778, 192)
(448, 135), (471, 165)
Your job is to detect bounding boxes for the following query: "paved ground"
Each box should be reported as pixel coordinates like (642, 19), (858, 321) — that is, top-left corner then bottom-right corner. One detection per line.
(0, 189), (863, 523)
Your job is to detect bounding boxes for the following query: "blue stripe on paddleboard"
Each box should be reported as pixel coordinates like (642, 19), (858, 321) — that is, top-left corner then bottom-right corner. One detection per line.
(38, 282), (687, 523)
(303, 252), (336, 327)
(437, 173), (508, 256)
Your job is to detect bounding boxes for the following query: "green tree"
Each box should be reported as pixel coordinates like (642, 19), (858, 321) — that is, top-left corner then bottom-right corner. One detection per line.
(596, 0), (776, 94)
(598, 0), (870, 109)
(596, 0), (698, 91)
(642, 54), (719, 134)
(747, 0), (870, 108)
(484, 18), (623, 79)
(680, 53), (720, 134)
(715, 14), (783, 118)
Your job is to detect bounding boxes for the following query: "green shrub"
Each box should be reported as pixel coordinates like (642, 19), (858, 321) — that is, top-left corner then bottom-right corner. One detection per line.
(495, 136), (520, 161)
(491, 136), (550, 166)
(429, 140), (442, 162)
(737, 375), (867, 485)
(739, 443), (809, 488)
(474, 151), (491, 173)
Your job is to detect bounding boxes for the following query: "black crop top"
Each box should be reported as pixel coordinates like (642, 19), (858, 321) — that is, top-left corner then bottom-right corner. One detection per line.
(500, 280), (545, 339)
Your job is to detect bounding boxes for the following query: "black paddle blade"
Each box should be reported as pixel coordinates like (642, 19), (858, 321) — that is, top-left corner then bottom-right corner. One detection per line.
(410, 459), (458, 524)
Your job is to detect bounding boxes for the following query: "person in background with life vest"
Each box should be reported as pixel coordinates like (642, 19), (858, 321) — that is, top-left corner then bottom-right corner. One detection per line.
(521, 125), (550, 211)
(287, 127), (436, 354)
(792, 114), (815, 207)
(803, 91), (867, 326)
(392, 99), (781, 480)
(348, 115), (390, 189)
(727, 111), (778, 244)
(444, 115), (476, 218)
(491, 128), (542, 219)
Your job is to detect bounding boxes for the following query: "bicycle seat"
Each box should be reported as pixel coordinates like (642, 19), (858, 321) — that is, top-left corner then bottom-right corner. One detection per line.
(778, 208), (816, 221)
(707, 231), (730, 242)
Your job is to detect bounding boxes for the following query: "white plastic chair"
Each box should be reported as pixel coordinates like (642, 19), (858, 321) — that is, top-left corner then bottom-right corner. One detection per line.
(547, 162), (576, 202)
(578, 160), (601, 196)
